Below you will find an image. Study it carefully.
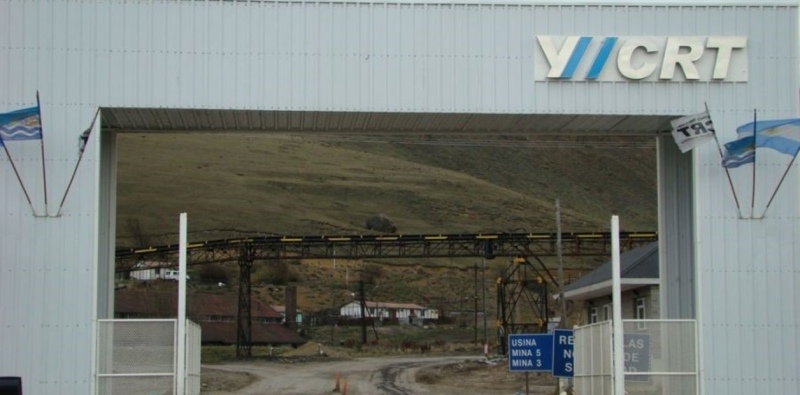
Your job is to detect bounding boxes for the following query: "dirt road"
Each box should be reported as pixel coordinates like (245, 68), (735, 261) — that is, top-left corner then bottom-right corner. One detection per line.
(202, 355), (557, 395)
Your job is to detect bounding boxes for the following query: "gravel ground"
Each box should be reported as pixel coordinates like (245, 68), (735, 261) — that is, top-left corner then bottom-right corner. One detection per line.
(201, 354), (558, 395)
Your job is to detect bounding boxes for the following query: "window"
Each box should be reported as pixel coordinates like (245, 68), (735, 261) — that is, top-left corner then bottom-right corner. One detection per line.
(635, 297), (646, 319)
(635, 297), (647, 329)
(603, 304), (610, 321)
(588, 307), (598, 323)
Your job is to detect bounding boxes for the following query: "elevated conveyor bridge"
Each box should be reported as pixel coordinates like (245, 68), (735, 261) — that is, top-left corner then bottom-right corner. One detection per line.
(115, 231), (658, 271)
(114, 230), (657, 358)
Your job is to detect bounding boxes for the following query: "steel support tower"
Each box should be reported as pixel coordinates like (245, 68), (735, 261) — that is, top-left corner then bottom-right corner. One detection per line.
(496, 257), (550, 355)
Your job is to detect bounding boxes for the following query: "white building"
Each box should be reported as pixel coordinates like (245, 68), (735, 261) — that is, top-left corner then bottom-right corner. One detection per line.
(340, 301), (439, 320)
(127, 261), (175, 281)
(0, 2), (797, 394)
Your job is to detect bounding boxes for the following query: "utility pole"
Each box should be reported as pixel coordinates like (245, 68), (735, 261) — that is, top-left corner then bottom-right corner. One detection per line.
(556, 198), (566, 328)
(556, 200), (568, 395)
(482, 258), (488, 349)
(474, 262), (478, 346)
(359, 280), (367, 345)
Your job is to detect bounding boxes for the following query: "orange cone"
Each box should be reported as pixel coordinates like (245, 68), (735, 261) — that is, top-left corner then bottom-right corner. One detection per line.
(332, 372), (340, 392)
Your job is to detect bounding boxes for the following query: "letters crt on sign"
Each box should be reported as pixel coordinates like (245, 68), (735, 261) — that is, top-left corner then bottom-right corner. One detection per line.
(536, 36), (747, 81)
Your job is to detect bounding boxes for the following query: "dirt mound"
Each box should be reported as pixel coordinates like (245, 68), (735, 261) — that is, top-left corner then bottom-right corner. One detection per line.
(201, 367), (255, 393)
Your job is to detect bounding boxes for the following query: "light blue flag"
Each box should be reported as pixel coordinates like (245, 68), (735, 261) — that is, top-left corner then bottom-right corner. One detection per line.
(722, 134), (755, 168)
(0, 106), (42, 142)
(735, 118), (800, 156)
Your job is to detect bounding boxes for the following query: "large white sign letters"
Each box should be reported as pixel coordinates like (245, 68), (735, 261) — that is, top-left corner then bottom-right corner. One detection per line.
(535, 36), (748, 82)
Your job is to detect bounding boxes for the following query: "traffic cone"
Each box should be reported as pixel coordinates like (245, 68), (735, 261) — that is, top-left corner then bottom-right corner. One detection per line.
(332, 372), (340, 392)
(342, 378), (348, 395)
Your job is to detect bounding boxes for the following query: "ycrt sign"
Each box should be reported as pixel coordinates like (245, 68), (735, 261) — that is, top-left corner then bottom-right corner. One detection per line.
(508, 334), (553, 372)
(535, 36), (748, 82)
(552, 329), (574, 378)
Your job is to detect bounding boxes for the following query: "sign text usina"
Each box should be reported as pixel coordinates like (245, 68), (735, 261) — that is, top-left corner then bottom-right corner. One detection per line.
(535, 36), (748, 82)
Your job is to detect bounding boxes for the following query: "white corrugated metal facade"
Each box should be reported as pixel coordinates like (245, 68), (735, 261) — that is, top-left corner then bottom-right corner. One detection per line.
(0, 1), (797, 394)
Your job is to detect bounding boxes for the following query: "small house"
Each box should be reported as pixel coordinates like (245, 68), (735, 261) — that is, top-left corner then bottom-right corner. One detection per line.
(562, 242), (660, 325)
(127, 261), (172, 281)
(339, 301), (439, 321)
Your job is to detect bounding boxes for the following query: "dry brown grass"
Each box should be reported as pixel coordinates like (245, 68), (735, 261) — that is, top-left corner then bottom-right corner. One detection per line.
(116, 132), (656, 315)
(116, 133), (656, 245)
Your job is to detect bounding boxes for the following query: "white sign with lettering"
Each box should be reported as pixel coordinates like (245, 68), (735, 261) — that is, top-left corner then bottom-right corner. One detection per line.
(534, 36), (748, 82)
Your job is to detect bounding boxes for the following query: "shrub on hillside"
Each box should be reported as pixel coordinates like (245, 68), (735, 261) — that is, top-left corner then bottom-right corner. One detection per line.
(365, 214), (397, 233)
(254, 260), (300, 286)
(360, 263), (383, 284)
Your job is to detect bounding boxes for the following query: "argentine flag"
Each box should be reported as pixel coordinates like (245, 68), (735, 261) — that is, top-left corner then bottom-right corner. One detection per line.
(735, 118), (800, 157)
(0, 106), (42, 146)
(722, 134), (755, 169)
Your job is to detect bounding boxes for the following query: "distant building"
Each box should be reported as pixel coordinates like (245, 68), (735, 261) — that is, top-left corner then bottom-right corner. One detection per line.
(339, 301), (439, 320)
(126, 261), (172, 281)
(562, 242), (660, 325)
(115, 290), (305, 346)
(271, 305), (304, 325)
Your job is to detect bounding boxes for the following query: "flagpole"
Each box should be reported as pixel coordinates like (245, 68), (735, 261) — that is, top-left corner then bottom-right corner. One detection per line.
(705, 103), (743, 218)
(56, 108), (100, 217)
(2, 143), (39, 216)
(36, 91), (49, 214)
(750, 109), (757, 218)
(756, 146), (800, 219)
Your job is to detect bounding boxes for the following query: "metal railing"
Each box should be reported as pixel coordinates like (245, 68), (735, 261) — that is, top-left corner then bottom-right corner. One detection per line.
(574, 319), (699, 395)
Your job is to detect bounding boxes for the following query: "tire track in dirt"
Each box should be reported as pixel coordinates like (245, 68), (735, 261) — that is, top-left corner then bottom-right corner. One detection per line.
(376, 361), (428, 395)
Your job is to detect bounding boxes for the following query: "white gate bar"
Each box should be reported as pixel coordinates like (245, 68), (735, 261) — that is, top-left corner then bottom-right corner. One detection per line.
(177, 213), (188, 395)
(611, 216), (624, 395)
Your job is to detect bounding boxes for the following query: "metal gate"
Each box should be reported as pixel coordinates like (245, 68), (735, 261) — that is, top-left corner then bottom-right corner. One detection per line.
(574, 321), (613, 394)
(186, 320), (202, 394)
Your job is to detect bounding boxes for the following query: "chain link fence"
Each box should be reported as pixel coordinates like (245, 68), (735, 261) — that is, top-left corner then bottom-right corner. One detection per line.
(574, 319), (698, 395)
(97, 319), (176, 394)
(622, 319), (698, 395)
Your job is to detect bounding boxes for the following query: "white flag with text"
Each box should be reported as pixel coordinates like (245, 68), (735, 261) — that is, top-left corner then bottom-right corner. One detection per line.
(670, 111), (716, 153)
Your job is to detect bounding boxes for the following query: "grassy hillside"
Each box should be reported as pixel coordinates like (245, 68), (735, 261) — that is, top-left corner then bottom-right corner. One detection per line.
(116, 133), (656, 245)
(115, 132), (657, 313)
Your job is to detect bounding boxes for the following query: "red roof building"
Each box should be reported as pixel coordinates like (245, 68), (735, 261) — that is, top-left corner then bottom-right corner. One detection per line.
(115, 290), (306, 345)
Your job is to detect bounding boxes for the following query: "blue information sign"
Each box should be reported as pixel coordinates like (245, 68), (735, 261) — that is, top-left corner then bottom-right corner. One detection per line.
(508, 334), (553, 372)
(624, 333), (651, 382)
(552, 329), (574, 378)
